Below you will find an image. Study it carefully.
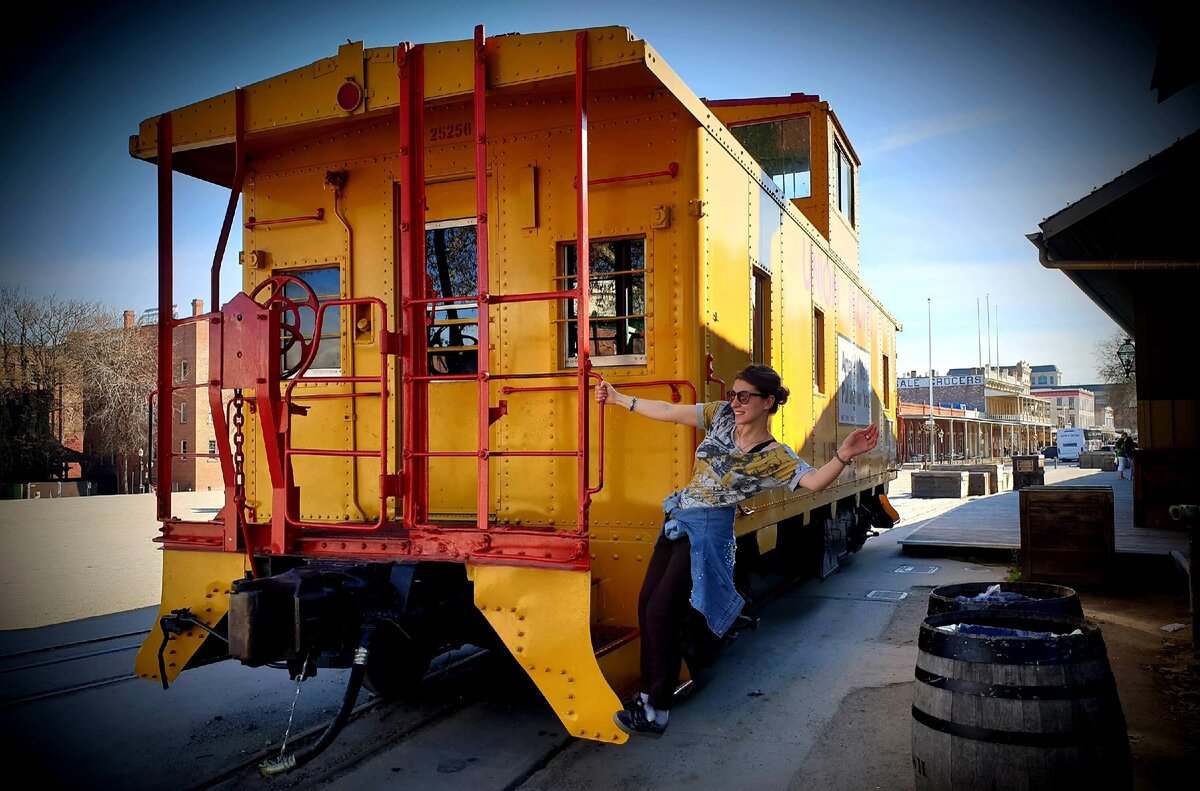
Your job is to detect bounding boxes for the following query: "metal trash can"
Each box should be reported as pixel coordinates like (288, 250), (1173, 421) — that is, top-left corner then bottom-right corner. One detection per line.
(1012, 454), (1045, 489)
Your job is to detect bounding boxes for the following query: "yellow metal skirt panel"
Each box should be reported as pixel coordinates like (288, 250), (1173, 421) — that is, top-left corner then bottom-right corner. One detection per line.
(471, 565), (628, 744)
(134, 550), (247, 686)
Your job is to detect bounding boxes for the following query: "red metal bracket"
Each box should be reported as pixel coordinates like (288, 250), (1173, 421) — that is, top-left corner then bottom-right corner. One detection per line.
(488, 400), (508, 426)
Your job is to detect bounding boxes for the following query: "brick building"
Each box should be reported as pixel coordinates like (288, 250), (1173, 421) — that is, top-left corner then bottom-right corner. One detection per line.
(165, 299), (222, 493)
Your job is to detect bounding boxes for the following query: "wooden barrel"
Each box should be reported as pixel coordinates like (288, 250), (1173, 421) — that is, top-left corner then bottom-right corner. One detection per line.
(927, 581), (1082, 617)
(912, 610), (1131, 790)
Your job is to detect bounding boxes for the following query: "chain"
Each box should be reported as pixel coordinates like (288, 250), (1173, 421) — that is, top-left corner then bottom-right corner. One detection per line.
(232, 388), (247, 497)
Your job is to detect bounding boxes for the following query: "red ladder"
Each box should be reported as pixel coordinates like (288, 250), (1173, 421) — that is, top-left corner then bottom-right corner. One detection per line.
(396, 26), (603, 540)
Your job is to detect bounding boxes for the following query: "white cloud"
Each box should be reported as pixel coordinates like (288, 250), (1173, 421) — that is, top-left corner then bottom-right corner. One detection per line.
(869, 107), (1008, 155)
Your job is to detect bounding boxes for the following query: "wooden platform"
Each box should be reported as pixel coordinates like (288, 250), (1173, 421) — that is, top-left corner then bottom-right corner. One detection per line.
(897, 468), (1188, 557)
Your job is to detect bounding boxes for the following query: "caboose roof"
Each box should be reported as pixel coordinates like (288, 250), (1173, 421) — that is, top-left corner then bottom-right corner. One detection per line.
(131, 27), (686, 187)
(131, 25), (899, 330)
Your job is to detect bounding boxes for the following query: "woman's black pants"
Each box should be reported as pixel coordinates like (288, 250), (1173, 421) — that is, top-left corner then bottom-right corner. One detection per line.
(638, 533), (694, 711)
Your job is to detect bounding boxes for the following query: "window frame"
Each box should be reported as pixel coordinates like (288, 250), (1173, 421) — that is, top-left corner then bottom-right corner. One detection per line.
(559, 235), (648, 369)
(752, 266), (771, 366)
(278, 264), (344, 378)
(834, 141), (856, 227)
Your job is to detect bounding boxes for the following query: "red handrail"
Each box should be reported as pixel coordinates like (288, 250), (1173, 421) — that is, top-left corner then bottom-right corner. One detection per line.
(244, 209), (324, 229)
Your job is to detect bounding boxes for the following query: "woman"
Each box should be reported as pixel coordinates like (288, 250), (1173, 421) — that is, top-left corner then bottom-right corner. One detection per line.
(595, 364), (879, 737)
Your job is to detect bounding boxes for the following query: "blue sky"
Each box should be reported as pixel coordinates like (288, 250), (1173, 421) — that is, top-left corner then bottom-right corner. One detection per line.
(1, 0), (1195, 384)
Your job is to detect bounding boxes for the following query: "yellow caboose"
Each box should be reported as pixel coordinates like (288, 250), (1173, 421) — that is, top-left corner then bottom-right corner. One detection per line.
(130, 25), (900, 756)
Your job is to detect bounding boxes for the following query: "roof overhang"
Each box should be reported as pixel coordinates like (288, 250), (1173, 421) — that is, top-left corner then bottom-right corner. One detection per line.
(1029, 130), (1200, 335)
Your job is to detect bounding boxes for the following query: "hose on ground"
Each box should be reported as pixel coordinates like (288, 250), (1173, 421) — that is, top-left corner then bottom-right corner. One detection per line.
(258, 624), (374, 777)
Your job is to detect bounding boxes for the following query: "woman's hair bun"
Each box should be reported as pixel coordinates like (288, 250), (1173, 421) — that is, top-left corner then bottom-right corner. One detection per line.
(775, 385), (790, 406)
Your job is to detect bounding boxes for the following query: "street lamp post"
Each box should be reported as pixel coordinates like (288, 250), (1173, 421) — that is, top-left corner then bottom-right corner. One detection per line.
(927, 298), (935, 466)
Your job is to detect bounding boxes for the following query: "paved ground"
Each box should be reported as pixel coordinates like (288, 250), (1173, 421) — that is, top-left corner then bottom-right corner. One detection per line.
(0, 491), (222, 629)
(1, 472), (1195, 790)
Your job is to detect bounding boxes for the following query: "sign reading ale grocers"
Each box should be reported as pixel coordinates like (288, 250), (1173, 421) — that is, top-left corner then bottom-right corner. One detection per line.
(897, 375), (985, 388)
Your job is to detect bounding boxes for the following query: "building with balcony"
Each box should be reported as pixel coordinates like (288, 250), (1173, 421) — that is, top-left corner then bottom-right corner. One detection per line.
(896, 363), (1054, 463)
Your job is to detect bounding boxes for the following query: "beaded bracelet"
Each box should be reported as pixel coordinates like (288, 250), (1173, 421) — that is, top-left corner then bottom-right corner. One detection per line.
(834, 449), (853, 465)
(628, 396), (638, 413)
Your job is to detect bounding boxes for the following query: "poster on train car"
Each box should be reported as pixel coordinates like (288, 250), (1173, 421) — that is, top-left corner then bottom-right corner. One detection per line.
(837, 335), (871, 426)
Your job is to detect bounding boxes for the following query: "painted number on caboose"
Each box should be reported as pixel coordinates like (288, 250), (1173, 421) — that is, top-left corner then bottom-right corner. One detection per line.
(430, 122), (473, 142)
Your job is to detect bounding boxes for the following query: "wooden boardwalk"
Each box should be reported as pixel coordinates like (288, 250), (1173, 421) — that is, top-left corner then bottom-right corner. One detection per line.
(896, 467), (1188, 557)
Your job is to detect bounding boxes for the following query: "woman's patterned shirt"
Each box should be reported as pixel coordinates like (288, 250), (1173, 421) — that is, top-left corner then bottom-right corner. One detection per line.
(677, 401), (816, 509)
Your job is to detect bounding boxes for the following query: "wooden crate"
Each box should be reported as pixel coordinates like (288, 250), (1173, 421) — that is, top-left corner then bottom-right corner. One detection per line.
(911, 471), (968, 499)
(1019, 485), (1114, 588)
(966, 471), (991, 496)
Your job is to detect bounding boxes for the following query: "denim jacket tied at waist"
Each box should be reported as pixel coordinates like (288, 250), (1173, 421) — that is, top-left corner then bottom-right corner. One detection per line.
(661, 491), (740, 637)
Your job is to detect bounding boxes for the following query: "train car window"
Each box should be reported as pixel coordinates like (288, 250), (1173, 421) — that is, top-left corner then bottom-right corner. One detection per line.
(883, 354), (891, 408)
(282, 267), (342, 376)
(560, 238), (647, 368)
(728, 116), (811, 200)
(425, 219), (479, 374)
(752, 268), (771, 365)
(814, 307), (826, 394)
(835, 143), (855, 227)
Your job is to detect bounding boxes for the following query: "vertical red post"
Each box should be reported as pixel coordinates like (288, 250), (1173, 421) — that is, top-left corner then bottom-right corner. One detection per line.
(399, 43), (429, 527)
(156, 113), (174, 520)
(575, 32), (591, 533)
(473, 25), (491, 530)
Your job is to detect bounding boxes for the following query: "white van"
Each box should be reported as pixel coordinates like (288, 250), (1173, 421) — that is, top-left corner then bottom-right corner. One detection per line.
(1057, 427), (1085, 462)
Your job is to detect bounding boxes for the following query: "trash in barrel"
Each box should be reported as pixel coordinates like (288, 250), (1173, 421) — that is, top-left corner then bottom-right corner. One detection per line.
(926, 581), (1082, 617)
(912, 610), (1131, 790)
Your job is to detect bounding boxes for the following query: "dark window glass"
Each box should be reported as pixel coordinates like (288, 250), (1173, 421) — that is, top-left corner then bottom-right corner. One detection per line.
(729, 117), (811, 200)
(814, 307), (826, 393)
(425, 223), (479, 374)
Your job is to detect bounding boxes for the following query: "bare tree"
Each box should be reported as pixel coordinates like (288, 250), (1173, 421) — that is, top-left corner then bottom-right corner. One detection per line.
(0, 287), (107, 482)
(0, 287), (157, 490)
(70, 316), (157, 468)
(1094, 332), (1137, 431)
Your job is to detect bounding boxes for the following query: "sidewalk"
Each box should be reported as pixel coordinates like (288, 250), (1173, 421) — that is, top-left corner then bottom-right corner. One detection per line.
(0, 491), (223, 630)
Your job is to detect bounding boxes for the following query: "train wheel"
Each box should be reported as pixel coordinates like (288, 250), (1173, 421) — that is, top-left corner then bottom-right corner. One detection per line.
(363, 622), (434, 700)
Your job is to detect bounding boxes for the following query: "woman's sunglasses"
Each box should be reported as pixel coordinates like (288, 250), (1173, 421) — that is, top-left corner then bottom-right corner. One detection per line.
(728, 390), (767, 405)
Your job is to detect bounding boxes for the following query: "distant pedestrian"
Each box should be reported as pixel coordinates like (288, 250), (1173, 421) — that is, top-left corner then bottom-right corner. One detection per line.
(1115, 432), (1137, 479)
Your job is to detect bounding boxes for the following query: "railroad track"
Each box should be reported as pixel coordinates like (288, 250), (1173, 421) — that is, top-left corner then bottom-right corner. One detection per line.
(188, 646), (511, 790)
(0, 628), (149, 707)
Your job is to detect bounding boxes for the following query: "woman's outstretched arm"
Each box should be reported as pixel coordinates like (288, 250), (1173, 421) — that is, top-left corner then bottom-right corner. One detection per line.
(595, 377), (701, 428)
(797, 424), (880, 491)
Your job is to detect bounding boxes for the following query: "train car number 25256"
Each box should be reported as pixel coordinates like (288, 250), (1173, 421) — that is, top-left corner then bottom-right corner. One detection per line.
(430, 121), (473, 142)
